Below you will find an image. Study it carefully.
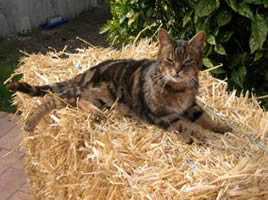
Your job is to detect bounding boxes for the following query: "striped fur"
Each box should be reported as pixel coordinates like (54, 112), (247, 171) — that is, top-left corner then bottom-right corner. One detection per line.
(7, 29), (232, 143)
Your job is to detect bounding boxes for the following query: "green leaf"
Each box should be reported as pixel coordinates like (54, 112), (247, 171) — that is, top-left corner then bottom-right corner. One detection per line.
(240, 52), (249, 65)
(218, 31), (233, 43)
(211, 68), (226, 75)
(216, 10), (232, 27)
(126, 10), (134, 18)
(237, 2), (254, 19)
(244, 0), (268, 4)
(254, 51), (263, 61)
(231, 66), (247, 88)
(225, 0), (253, 19)
(207, 35), (216, 45)
(99, 24), (111, 34)
(203, 57), (214, 68)
(146, 7), (152, 18)
(196, 18), (210, 33)
(130, 0), (138, 4)
(119, 16), (126, 24)
(205, 45), (213, 56)
(213, 27), (219, 36)
(127, 13), (139, 26)
(225, 0), (237, 11)
(195, 0), (217, 17)
(183, 10), (193, 27)
(249, 14), (268, 54)
(194, 13), (198, 24)
(216, 0), (220, 8)
(128, 18), (135, 26)
(215, 44), (227, 55)
(162, 4), (168, 11)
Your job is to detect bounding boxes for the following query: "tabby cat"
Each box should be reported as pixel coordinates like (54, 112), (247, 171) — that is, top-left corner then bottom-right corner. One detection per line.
(8, 29), (231, 144)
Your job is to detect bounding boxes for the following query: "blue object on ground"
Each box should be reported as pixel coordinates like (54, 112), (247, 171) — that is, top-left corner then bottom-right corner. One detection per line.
(40, 15), (69, 30)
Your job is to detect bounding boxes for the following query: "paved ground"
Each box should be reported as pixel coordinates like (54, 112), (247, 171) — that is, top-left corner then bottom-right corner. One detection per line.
(0, 112), (31, 200)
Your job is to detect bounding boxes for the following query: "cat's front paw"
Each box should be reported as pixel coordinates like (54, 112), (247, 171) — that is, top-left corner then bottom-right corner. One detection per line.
(212, 123), (232, 134)
(178, 130), (206, 145)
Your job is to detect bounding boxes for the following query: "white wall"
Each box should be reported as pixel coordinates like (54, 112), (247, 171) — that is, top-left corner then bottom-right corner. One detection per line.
(0, 0), (105, 36)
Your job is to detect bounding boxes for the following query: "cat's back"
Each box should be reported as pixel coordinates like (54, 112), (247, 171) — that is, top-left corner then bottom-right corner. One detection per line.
(89, 58), (155, 83)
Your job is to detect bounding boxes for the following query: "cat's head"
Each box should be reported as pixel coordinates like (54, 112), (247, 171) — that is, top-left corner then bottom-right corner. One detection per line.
(156, 29), (205, 87)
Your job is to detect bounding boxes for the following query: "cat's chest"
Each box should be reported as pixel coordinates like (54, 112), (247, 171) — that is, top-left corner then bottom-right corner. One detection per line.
(171, 90), (196, 111)
(150, 89), (197, 114)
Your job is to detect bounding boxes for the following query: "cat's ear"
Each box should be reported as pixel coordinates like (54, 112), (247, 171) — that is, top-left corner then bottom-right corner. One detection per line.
(158, 29), (172, 46)
(188, 31), (206, 50)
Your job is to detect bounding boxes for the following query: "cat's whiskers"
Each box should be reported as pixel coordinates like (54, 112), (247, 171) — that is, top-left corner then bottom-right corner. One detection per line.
(152, 73), (164, 80)
(153, 77), (165, 92)
(160, 78), (169, 94)
(152, 73), (165, 84)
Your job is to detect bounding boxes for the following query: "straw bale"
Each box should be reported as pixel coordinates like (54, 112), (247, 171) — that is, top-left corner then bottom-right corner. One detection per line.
(9, 40), (268, 199)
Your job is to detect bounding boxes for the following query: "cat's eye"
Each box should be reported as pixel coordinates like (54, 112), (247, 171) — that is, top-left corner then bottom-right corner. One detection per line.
(184, 59), (195, 66)
(165, 58), (175, 65)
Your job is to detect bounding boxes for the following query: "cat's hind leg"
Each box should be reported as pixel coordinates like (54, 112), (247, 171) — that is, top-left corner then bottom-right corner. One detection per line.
(77, 83), (116, 121)
(24, 95), (64, 131)
(78, 99), (106, 121)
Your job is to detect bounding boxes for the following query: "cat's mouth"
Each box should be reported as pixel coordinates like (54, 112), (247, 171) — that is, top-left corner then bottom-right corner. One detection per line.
(170, 75), (182, 82)
(166, 71), (184, 82)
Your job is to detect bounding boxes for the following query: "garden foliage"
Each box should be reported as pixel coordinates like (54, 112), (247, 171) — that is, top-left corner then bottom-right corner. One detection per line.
(101, 0), (268, 108)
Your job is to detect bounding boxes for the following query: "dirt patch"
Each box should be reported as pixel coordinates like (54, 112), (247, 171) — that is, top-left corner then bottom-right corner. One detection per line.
(11, 7), (111, 54)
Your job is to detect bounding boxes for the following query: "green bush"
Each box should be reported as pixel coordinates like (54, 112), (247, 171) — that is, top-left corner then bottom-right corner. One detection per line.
(101, 0), (268, 108)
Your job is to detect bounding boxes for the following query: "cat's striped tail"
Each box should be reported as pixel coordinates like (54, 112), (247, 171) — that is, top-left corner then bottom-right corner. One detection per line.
(7, 82), (56, 97)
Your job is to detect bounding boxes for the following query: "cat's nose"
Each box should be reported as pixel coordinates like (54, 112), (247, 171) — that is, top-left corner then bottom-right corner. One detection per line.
(175, 63), (183, 70)
(174, 63), (183, 77)
(176, 67), (182, 74)
(175, 69), (182, 77)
